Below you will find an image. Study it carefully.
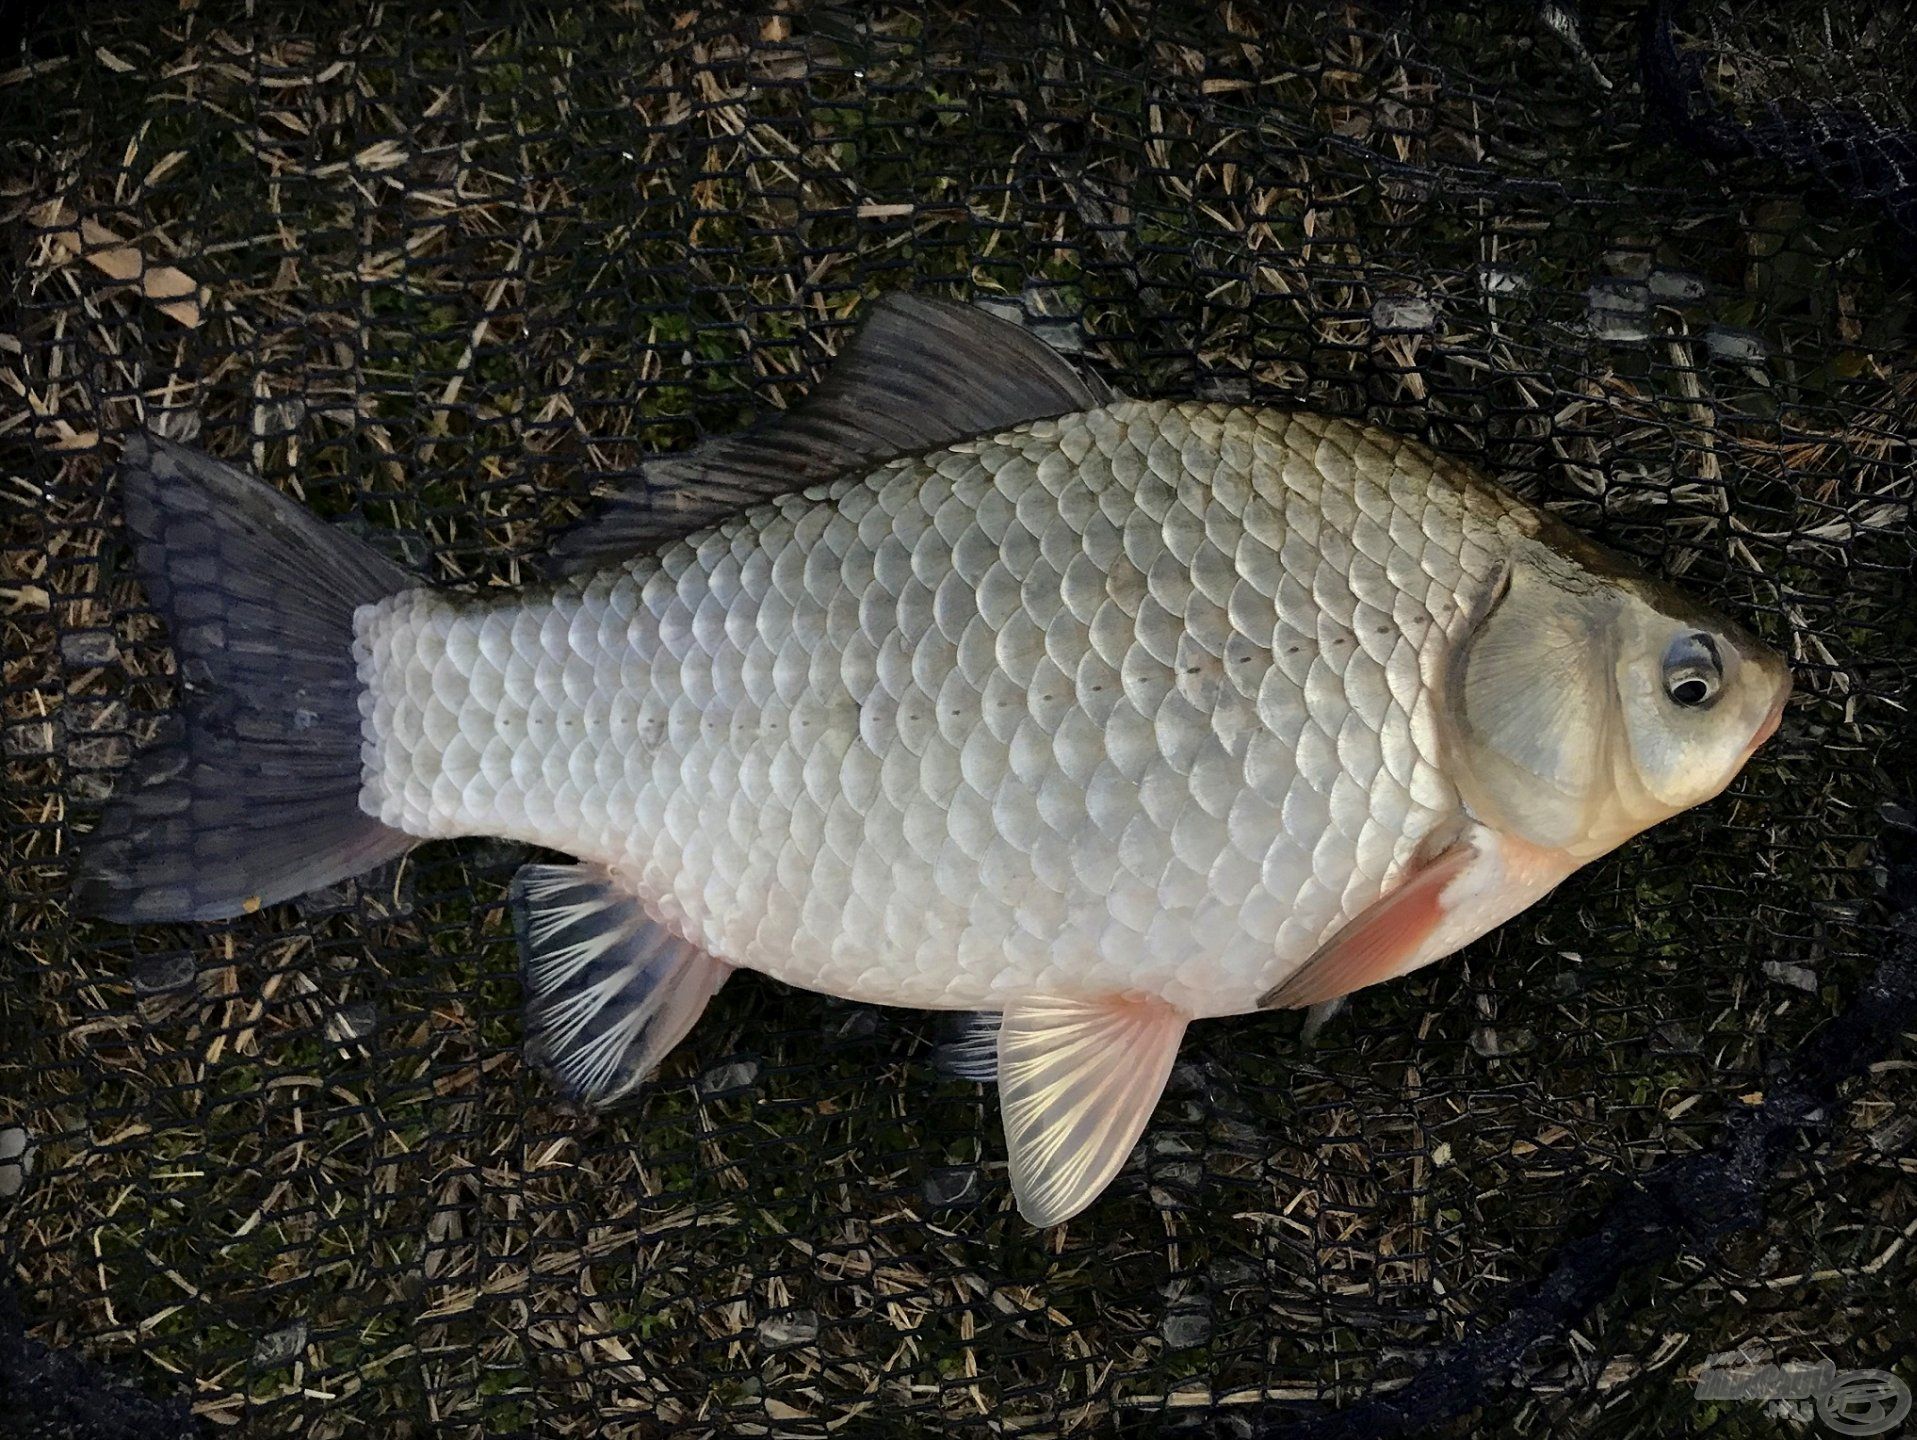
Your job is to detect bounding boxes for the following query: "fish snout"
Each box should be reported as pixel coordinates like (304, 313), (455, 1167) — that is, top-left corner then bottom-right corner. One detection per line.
(1745, 660), (1791, 757)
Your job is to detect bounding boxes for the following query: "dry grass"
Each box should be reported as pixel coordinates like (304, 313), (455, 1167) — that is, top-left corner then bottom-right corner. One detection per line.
(1, 4), (1912, 1438)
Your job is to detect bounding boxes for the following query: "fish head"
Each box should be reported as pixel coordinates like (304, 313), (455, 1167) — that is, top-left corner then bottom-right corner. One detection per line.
(1444, 525), (1792, 862)
(1608, 575), (1791, 819)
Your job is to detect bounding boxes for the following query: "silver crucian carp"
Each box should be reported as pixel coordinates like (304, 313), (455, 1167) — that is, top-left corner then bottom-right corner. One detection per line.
(79, 295), (1790, 1225)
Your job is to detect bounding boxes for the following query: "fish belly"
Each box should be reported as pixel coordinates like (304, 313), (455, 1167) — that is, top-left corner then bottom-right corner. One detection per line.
(354, 401), (1510, 1018)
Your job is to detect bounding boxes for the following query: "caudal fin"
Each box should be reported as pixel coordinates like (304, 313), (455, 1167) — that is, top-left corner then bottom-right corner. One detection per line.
(75, 435), (418, 922)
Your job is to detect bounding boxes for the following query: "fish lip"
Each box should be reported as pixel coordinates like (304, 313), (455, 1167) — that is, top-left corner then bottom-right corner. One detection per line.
(1747, 673), (1790, 755)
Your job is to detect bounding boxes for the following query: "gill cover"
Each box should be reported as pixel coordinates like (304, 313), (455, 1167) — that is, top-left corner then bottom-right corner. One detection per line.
(1446, 555), (1623, 854)
(1445, 538), (1790, 862)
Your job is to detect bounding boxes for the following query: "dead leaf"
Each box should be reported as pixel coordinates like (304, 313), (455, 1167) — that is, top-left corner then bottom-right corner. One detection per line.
(32, 201), (205, 327)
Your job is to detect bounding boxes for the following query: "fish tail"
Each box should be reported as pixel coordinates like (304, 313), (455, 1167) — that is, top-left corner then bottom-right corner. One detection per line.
(75, 435), (418, 921)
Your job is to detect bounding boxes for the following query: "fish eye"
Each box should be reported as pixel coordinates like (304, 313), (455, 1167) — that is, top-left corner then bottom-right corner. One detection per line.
(1662, 632), (1722, 709)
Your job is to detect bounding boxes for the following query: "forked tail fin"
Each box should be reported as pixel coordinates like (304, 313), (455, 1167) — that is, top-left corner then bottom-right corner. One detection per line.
(75, 435), (419, 921)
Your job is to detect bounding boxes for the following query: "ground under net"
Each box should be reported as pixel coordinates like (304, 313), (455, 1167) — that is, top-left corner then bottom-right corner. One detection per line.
(2, 3), (1913, 1437)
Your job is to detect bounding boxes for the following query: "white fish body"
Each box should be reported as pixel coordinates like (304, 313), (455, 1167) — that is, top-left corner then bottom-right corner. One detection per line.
(358, 401), (1524, 1018)
(83, 297), (1790, 1226)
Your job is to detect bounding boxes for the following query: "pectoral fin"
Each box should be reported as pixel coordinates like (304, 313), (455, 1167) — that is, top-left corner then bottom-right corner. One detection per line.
(1258, 840), (1476, 1010)
(996, 993), (1188, 1226)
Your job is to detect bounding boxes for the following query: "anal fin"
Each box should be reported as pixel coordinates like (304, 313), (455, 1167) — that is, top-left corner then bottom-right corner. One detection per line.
(511, 863), (730, 1106)
(997, 993), (1188, 1226)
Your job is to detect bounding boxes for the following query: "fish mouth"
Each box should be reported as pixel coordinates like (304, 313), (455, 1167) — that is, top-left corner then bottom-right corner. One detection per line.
(1745, 673), (1791, 757)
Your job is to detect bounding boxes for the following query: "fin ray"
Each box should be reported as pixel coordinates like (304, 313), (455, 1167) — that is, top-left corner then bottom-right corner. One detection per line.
(933, 1010), (1001, 1082)
(1259, 840), (1475, 1010)
(511, 862), (730, 1106)
(76, 436), (416, 921)
(996, 994), (1187, 1226)
(548, 294), (1112, 574)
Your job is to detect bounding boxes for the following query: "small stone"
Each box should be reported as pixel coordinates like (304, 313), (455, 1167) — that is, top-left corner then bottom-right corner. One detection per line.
(149, 412), (204, 445)
(1588, 276), (1649, 307)
(1196, 375), (1252, 403)
(1029, 316), (1089, 355)
(922, 1165), (980, 1208)
(1379, 169), (1434, 204)
(59, 631), (119, 668)
(1538, 0), (1612, 89)
(385, 529), (435, 573)
(332, 1001), (379, 1042)
(1300, 996), (1348, 1045)
(1647, 268), (1708, 302)
(1168, 1059), (1212, 1095)
(1704, 325), (1769, 365)
(1762, 961), (1818, 993)
(1589, 313), (1653, 344)
(1209, 1118), (1265, 1157)
(1160, 1302), (1212, 1349)
(1597, 1356), (1640, 1391)
(1020, 281), (1059, 311)
(1150, 1161), (1202, 1195)
(1585, 278), (1652, 343)
(133, 954), (198, 995)
(1208, 1258), (1261, 1290)
(971, 289), (1091, 356)
(1370, 291), (1438, 334)
(252, 1320), (307, 1368)
(0, 1128), (35, 1199)
(973, 296), (1026, 326)
(1652, 1021), (1701, 1055)
(1469, 1025), (1536, 1059)
(293, 882), (359, 918)
(252, 396), (307, 437)
(697, 1058), (759, 1098)
(1478, 263), (1531, 296)
(757, 1309), (819, 1350)
(1600, 249), (1653, 280)
(64, 697), (126, 733)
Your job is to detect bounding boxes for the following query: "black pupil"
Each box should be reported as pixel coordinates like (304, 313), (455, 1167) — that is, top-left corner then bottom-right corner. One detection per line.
(1672, 677), (1710, 706)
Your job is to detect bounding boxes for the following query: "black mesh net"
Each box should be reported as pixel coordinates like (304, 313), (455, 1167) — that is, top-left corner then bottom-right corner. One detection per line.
(3, 3), (1913, 1437)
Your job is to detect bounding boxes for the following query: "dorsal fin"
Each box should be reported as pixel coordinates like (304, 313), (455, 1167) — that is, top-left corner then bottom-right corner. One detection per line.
(546, 294), (1112, 576)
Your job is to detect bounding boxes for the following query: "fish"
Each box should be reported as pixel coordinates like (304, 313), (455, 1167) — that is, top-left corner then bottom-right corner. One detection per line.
(75, 295), (1791, 1226)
